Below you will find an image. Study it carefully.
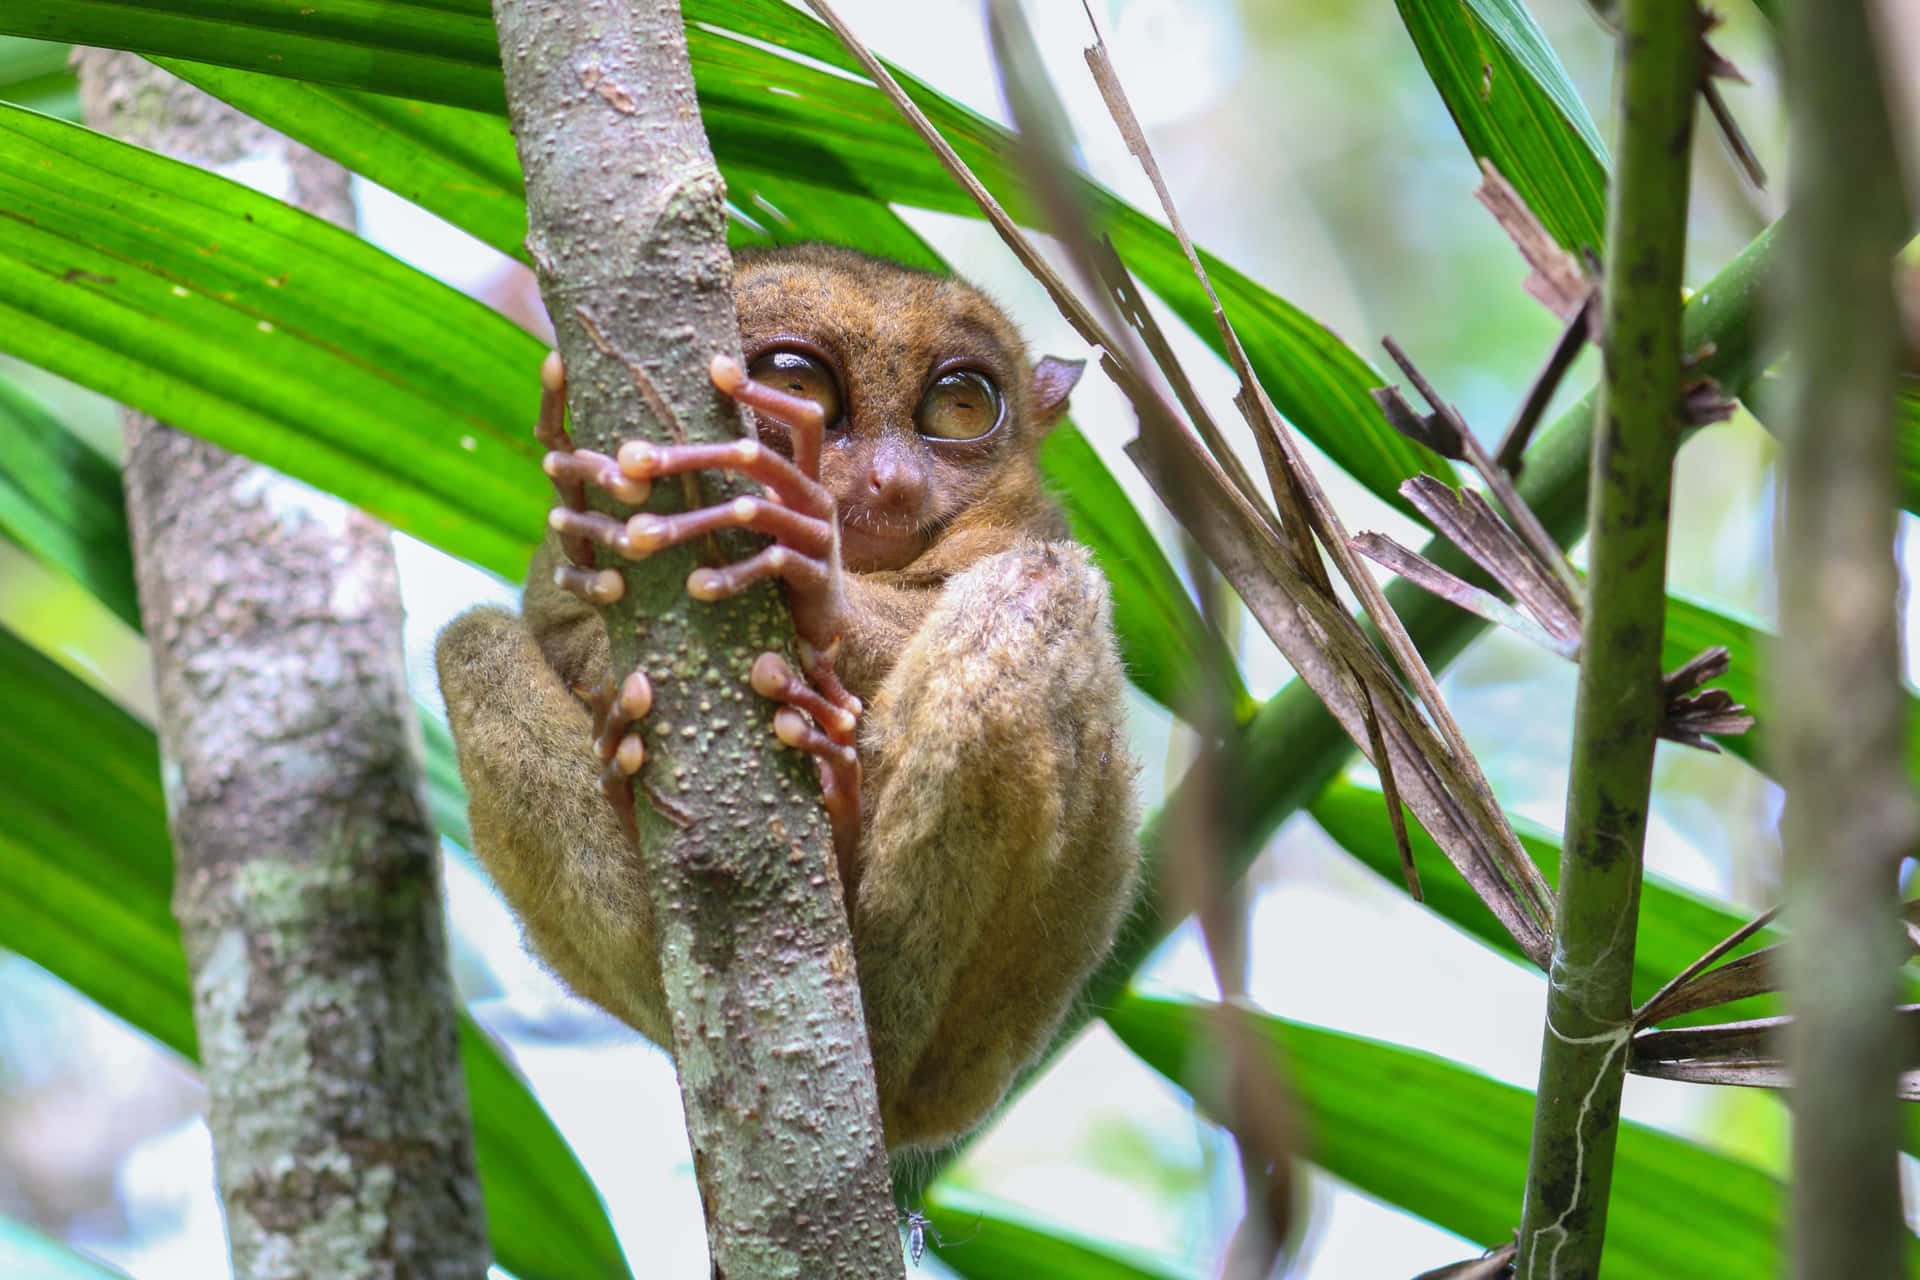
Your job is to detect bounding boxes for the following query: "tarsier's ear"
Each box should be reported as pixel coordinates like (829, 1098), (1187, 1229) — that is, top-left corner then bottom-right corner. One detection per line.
(1029, 356), (1085, 432)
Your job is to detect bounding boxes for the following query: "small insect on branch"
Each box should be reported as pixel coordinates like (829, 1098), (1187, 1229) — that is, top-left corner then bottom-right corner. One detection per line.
(901, 1208), (980, 1268)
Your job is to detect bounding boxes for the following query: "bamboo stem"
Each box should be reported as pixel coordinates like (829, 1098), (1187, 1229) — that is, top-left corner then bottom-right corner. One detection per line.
(1515, 4), (1701, 1275)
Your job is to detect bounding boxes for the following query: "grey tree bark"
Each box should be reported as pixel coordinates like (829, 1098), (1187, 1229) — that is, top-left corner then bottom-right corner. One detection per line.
(74, 51), (490, 1280)
(1776, 1), (1916, 1275)
(488, 1), (900, 1275)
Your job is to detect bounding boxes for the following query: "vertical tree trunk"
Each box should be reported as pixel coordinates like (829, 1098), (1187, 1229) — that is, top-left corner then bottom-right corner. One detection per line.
(73, 51), (490, 1280)
(1776, 1), (1916, 1274)
(488, 0), (899, 1274)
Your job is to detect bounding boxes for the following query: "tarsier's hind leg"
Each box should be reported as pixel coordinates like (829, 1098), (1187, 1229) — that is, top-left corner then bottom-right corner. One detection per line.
(434, 606), (670, 1044)
(851, 542), (1138, 1147)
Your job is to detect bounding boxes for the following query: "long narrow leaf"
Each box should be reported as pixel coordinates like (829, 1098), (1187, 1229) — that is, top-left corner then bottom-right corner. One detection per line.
(0, 102), (546, 579)
(919, 1188), (1193, 1280)
(0, 375), (135, 627)
(1106, 994), (1781, 1280)
(1392, 0), (1606, 251)
(1, 1), (505, 112)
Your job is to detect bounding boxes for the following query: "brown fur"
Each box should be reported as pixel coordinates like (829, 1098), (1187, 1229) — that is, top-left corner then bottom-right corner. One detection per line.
(436, 246), (1137, 1149)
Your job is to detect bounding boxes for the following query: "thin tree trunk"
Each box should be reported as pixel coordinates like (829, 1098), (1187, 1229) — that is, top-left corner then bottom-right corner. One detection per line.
(73, 51), (490, 1280)
(1776, 1), (1916, 1274)
(488, 0), (899, 1273)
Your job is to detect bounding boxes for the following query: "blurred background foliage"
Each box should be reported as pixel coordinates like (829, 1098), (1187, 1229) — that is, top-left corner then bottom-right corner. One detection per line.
(0, 0), (1828, 1276)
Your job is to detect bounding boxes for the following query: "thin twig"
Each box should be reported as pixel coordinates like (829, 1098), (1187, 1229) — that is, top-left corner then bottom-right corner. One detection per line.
(1496, 294), (1597, 475)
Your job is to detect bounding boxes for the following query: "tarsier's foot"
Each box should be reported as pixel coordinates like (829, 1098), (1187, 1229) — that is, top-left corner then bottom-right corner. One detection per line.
(752, 652), (860, 867)
(587, 669), (653, 847)
(531, 351), (864, 860)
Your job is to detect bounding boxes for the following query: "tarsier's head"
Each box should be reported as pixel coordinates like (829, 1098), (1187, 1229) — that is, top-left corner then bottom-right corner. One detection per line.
(732, 244), (1082, 574)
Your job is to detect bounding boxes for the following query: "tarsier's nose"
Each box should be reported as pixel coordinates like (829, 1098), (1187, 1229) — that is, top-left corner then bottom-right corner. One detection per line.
(865, 438), (927, 514)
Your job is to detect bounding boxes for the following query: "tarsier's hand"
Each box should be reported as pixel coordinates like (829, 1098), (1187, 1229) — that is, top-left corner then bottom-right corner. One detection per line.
(531, 350), (863, 860)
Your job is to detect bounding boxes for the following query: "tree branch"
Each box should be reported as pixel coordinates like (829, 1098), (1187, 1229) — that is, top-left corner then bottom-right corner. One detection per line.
(1777, 0), (1917, 1273)
(1516, 5), (1701, 1275)
(488, 0), (898, 1271)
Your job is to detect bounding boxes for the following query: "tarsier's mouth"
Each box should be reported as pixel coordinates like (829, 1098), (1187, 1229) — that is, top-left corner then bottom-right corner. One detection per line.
(839, 508), (931, 572)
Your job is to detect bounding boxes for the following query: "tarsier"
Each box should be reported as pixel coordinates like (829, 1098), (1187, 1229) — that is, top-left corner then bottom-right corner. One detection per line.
(437, 245), (1138, 1148)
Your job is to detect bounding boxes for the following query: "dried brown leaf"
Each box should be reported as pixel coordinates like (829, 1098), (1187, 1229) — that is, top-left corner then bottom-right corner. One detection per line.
(1084, 14), (1554, 955)
(1378, 338), (1585, 606)
(1634, 905), (1777, 1028)
(1350, 659), (1420, 901)
(1630, 1006), (1920, 1094)
(1399, 477), (1582, 644)
(1681, 375), (1738, 425)
(1473, 159), (1591, 318)
(1637, 946), (1778, 1024)
(1374, 385), (1465, 459)
(1352, 532), (1574, 658)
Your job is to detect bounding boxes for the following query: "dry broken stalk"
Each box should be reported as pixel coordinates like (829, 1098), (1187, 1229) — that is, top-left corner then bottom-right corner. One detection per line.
(803, 0), (1560, 964)
(1074, 7), (1555, 953)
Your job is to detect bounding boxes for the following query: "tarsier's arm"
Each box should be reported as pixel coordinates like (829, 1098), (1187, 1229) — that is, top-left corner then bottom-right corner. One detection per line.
(436, 245), (1138, 1148)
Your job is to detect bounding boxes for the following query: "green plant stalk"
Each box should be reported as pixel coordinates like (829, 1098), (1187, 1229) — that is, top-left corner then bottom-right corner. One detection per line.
(1777, 0), (1915, 1274)
(1515, 4), (1700, 1276)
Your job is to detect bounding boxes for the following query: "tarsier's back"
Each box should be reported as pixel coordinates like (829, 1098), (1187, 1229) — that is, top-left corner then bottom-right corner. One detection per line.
(436, 244), (1138, 1148)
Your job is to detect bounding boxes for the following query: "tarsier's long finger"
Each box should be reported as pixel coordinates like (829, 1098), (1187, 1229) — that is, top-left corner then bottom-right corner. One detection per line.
(623, 496), (832, 561)
(688, 546), (844, 656)
(553, 563), (625, 605)
(544, 449), (652, 505)
(686, 543), (829, 613)
(534, 351), (573, 453)
(797, 639), (861, 729)
(549, 506), (638, 555)
(532, 352), (603, 569)
(616, 438), (831, 519)
(771, 705), (862, 871)
(711, 353), (827, 482)
(752, 652), (857, 745)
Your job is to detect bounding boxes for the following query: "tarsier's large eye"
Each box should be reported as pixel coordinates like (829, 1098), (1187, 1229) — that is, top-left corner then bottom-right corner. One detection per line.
(747, 349), (843, 426)
(916, 370), (1003, 441)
